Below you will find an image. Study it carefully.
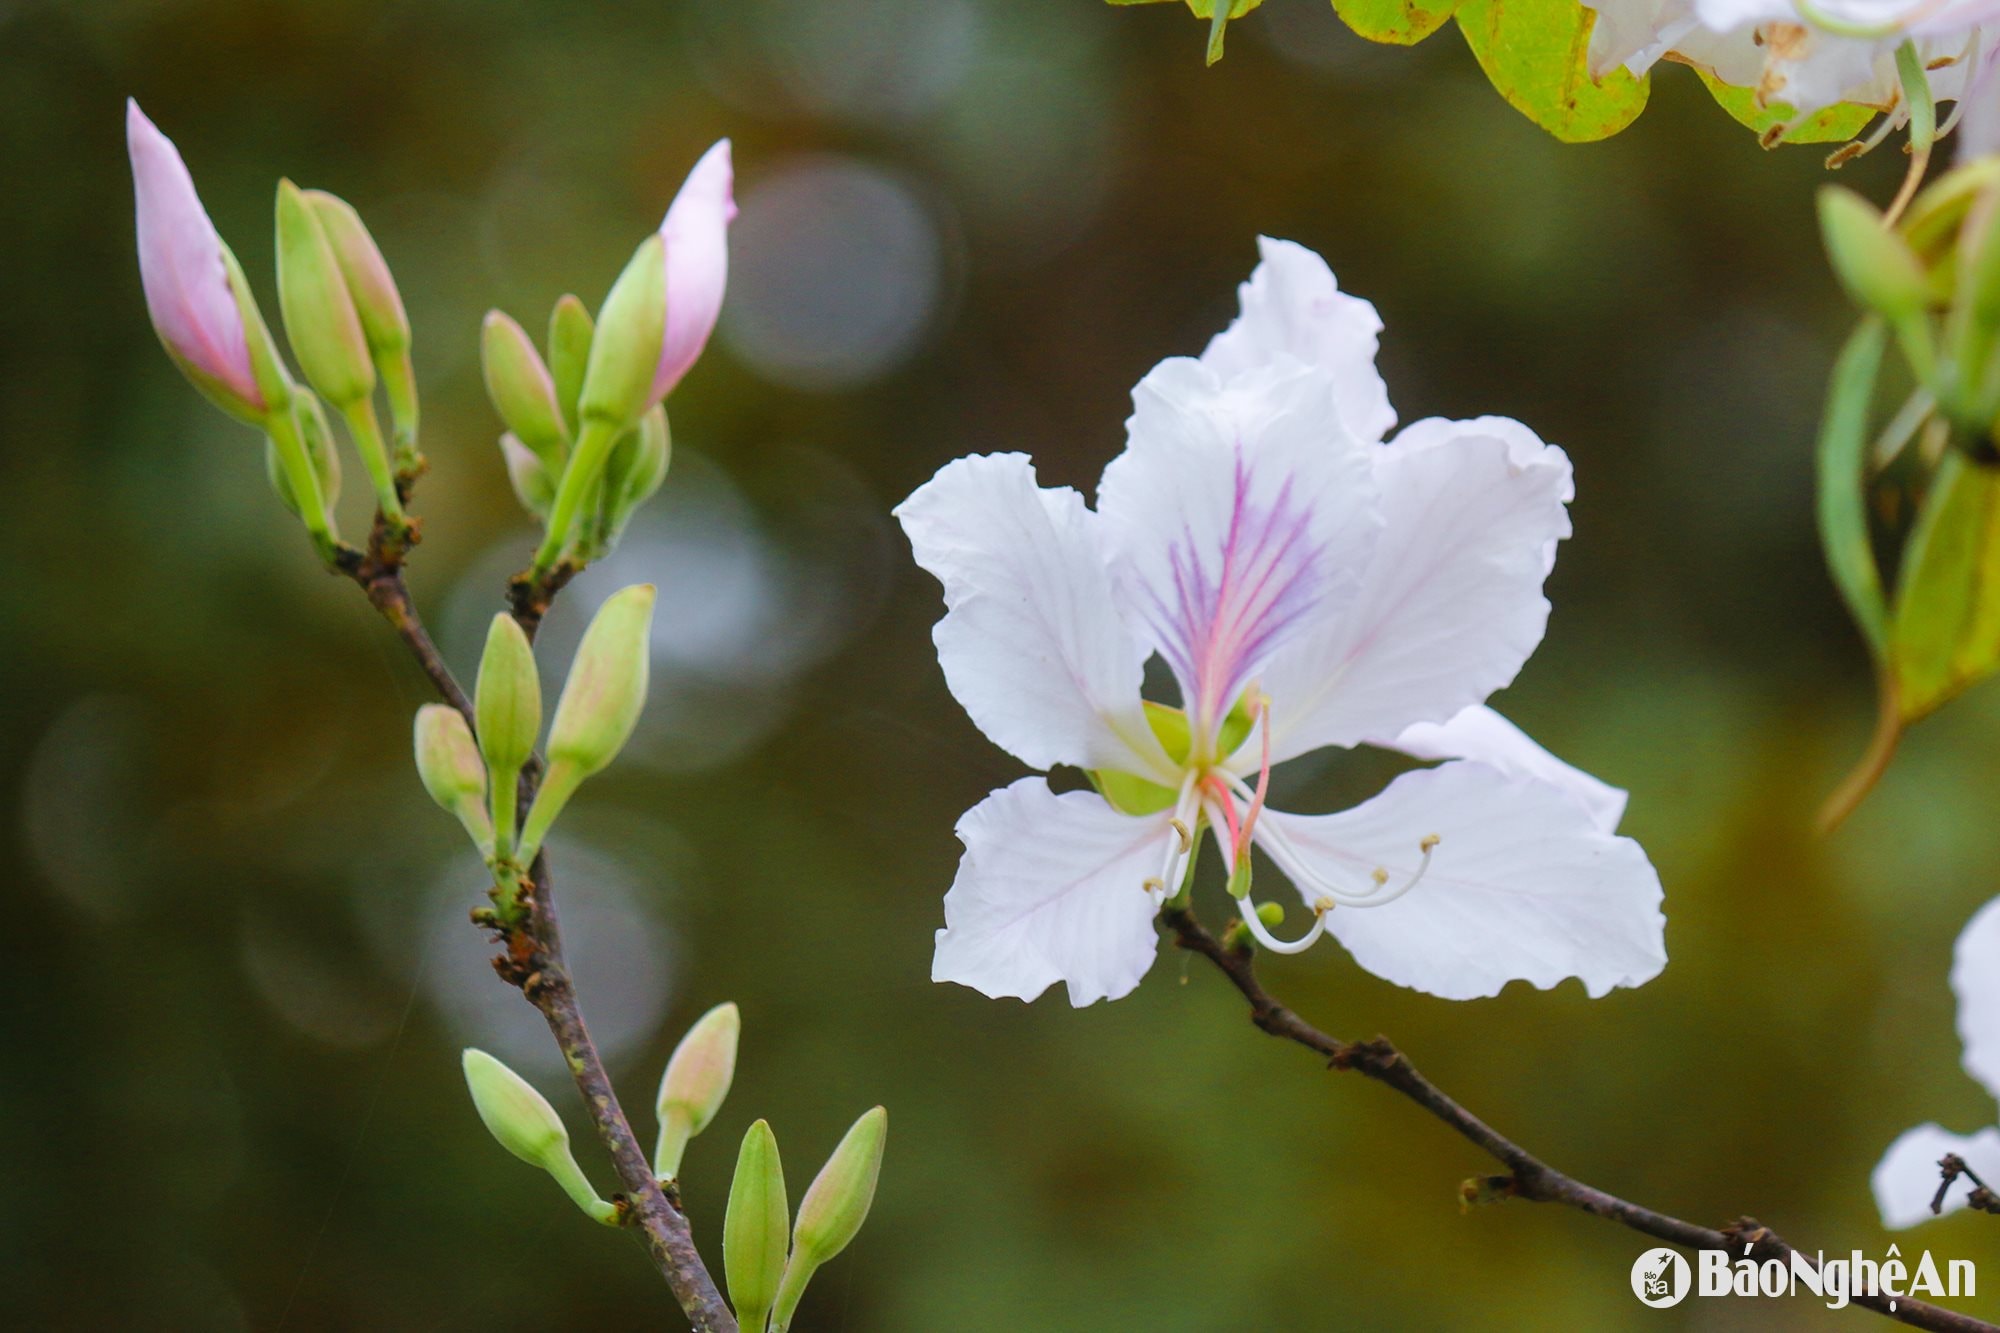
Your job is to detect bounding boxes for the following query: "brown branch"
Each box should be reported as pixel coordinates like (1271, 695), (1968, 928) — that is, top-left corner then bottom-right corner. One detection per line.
(1935, 1154), (2000, 1218)
(1162, 903), (1997, 1333)
(335, 505), (733, 1330)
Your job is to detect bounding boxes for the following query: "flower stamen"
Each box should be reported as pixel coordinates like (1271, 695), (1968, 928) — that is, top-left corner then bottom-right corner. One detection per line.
(1235, 892), (1331, 954)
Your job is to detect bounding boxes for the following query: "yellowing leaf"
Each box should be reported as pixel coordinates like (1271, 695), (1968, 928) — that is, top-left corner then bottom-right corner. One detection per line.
(1455, 0), (1648, 143)
(1694, 70), (1875, 146)
(1333, 0), (1458, 45)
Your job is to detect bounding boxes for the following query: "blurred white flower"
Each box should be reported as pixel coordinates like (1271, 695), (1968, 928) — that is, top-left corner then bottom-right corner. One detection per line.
(1873, 896), (2000, 1227)
(896, 238), (1666, 1007)
(1587, 0), (1998, 127)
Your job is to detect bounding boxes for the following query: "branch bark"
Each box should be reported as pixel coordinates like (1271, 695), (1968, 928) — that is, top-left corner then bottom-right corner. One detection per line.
(338, 514), (734, 1330)
(1161, 904), (1997, 1333)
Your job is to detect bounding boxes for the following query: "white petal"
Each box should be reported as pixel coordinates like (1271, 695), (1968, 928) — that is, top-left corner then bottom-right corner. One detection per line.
(1101, 358), (1380, 743)
(1960, 40), (2000, 160)
(1200, 237), (1395, 444)
(1954, 896), (2000, 1101)
(1376, 705), (1628, 832)
(1872, 1124), (2000, 1228)
(1585, 0), (1703, 78)
(897, 453), (1169, 778)
(1259, 417), (1573, 763)
(1259, 761), (1665, 1000)
(932, 778), (1171, 1006)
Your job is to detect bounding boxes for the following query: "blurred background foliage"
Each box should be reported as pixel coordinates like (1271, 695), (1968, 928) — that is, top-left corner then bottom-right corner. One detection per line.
(2, 0), (1996, 1327)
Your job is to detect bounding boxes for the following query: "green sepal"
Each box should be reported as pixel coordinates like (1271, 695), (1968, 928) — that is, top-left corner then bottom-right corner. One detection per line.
(1088, 768), (1179, 816)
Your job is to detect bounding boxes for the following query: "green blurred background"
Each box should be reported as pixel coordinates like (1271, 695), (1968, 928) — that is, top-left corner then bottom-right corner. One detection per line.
(4, 0), (1996, 1326)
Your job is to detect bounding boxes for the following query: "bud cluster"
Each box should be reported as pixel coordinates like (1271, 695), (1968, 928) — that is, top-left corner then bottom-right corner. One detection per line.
(127, 101), (420, 557)
(459, 1003), (887, 1332)
(478, 141), (733, 576)
(409, 586), (657, 882)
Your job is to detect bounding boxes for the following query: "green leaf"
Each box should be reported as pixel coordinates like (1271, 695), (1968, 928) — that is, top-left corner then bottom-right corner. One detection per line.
(1890, 451), (2000, 720)
(1333, 0), (1457, 45)
(1454, 0), (1648, 143)
(1695, 71), (1874, 145)
(1817, 319), (1892, 661)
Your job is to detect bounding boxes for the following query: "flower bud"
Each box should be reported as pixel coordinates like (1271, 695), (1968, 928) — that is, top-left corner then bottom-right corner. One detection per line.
(413, 704), (492, 852)
(548, 294), (595, 437)
(602, 405), (671, 544)
(548, 583), (654, 774)
(516, 584), (656, 860)
(724, 1120), (789, 1333)
(265, 392), (343, 520)
(578, 235), (667, 432)
(772, 1107), (887, 1332)
(1819, 186), (1930, 323)
(303, 189), (417, 456)
(794, 1107), (886, 1264)
(127, 99), (275, 424)
(501, 433), (555, 518)
(653, 139), (735, 403)
(482, 310), (569, 467)
(460, 1048), (617, 1225)
(275, 178), (376, 408)
(474, 613), (541, 855)
(653, 1001), (740, 1179)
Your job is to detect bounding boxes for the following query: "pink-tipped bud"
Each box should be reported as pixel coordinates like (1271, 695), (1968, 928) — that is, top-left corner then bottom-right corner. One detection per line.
(127, 99), (265, 419)
(653, 139), (735, 402)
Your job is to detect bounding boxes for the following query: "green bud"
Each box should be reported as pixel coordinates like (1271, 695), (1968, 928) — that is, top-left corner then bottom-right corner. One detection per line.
(725, 1120), (789, 1333)
(413, 703), (492, 853)
(482, 310), (569, 468)
(579, 234), (666, 432)
(548, 294), (595, 438)
(460, 1048), (617, 1225)
(303, 189), (417, 460)
(501, 433), (555, 519)
(603, 406), (671, 545)
(653, 1001), (740, 1179)
(275, 178), (375, 408)
(1819, 186), (1930, 323)
(772, 1107), (887, 1332)
(547, 583), (654, 774)
(474, 613), (541, 856)
(517, 584), (656, 861)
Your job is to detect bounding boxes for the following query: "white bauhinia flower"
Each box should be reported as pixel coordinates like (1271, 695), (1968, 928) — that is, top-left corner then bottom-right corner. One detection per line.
(1872, 896), (2000, 1228)
(1587, 0), (1998, 126)
(895, 237), (1667, 1008)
